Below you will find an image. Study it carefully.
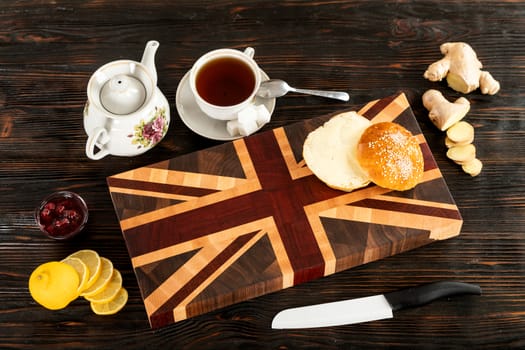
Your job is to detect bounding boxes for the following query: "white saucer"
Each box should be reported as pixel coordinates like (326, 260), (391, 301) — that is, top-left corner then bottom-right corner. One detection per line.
(175, 70), (276, 141)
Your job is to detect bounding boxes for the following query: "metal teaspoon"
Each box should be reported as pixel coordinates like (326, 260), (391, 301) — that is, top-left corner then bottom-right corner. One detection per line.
(257, 79), (350, 101)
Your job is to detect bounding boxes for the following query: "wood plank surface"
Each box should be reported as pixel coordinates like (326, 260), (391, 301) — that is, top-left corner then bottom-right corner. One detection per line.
(1, 0), (524, 348)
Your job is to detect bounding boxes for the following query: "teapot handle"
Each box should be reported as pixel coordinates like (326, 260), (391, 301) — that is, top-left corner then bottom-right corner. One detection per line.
(86, 127), (111, 160)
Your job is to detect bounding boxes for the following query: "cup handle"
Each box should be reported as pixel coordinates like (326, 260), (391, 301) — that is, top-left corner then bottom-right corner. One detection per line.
(243, 47), (255, 59)
(85, 127), (111, 160)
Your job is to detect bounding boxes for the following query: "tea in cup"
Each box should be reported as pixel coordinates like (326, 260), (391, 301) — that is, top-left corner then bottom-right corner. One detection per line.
(189, 47), (261, 120)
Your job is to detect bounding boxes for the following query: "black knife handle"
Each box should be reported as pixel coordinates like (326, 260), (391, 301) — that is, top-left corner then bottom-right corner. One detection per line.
(384, 281), (482, 312)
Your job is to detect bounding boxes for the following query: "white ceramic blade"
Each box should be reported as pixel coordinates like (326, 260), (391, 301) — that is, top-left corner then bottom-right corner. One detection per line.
(272, 294), (393, 329)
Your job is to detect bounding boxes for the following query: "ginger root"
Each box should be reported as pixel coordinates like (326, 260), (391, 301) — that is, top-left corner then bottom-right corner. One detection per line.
(422, 89), (470, 131)
(422, 89), (483, 176)
(424, 42), (500, 95)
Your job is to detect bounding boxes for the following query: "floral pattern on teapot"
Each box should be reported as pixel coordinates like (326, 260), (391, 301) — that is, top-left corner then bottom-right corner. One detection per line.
(129, 106), (168, 149)
(83, 41), (171, 160)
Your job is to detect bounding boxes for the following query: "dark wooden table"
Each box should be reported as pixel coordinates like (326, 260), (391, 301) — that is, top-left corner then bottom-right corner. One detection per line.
(1, 1), (524, 348)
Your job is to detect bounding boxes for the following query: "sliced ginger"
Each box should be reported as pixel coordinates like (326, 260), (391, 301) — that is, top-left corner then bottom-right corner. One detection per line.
(447, 141), (482, 177)
(446, 121), (475, 145)
(446, 139), (483, 177)
(462, 158), (483, 177)
(446, 144), (476, 164)
(445, 136), (471, 148)
(423, 42), (500, 95)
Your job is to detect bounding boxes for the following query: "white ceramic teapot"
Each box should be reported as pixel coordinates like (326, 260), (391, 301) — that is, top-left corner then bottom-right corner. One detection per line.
(83, 40), (170, 160)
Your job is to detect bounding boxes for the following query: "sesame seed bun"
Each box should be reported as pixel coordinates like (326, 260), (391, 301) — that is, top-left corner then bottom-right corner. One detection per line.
(356, 122), (423, 191)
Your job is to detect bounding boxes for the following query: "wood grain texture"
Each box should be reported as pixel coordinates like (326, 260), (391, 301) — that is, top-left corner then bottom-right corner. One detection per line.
(106, 93), (462, 328)
(1, 0), (524, 348)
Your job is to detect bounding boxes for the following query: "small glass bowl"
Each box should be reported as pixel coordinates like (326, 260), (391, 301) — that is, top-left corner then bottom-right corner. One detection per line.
(35, 191), (88, 240)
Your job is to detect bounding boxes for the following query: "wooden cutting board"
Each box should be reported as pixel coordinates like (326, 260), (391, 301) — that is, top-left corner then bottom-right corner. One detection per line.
(107, 93), (462, 329)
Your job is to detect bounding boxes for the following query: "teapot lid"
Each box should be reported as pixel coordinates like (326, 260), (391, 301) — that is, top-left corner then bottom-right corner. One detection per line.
(100, 74), (146, 115)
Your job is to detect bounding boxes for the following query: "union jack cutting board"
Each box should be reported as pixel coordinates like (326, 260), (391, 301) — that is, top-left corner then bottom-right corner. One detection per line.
(107, 93), (462, 329)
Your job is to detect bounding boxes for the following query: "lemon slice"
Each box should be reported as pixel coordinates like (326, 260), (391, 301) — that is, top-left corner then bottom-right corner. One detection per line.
(61, 257), (90, 293)
(84, 269), (122, 303)
(90, 287), (128, 315)
(80, 257), (113, 297)
(29, 261), (80, 310)
(67, 249), (101, 290)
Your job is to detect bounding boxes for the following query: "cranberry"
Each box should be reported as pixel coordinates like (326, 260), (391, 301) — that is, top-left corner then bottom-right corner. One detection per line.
(49, 217), (70, 236)
(55, 204), (66, 215)
(63, 209), (80, 222)
(39, 207), (54, 224)
(44, 202), (56, 211)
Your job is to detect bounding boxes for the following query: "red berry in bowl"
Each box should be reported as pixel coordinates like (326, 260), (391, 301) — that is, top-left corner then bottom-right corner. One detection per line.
(44, 202), (56, 211)
(56, 204), (66, 215)
(35, 191), (88, 240)
(63, 209), (80, 222)
(39, 207), (54, 224)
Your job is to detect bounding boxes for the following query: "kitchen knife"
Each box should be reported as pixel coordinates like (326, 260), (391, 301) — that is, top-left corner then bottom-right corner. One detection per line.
(271, 281), (481, 329)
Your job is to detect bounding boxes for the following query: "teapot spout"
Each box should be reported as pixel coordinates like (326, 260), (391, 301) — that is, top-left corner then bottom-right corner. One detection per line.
(140, 40), (159, 86)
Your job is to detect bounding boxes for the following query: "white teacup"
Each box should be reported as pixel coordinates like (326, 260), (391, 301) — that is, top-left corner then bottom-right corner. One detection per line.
(189, 47), (261, 121)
